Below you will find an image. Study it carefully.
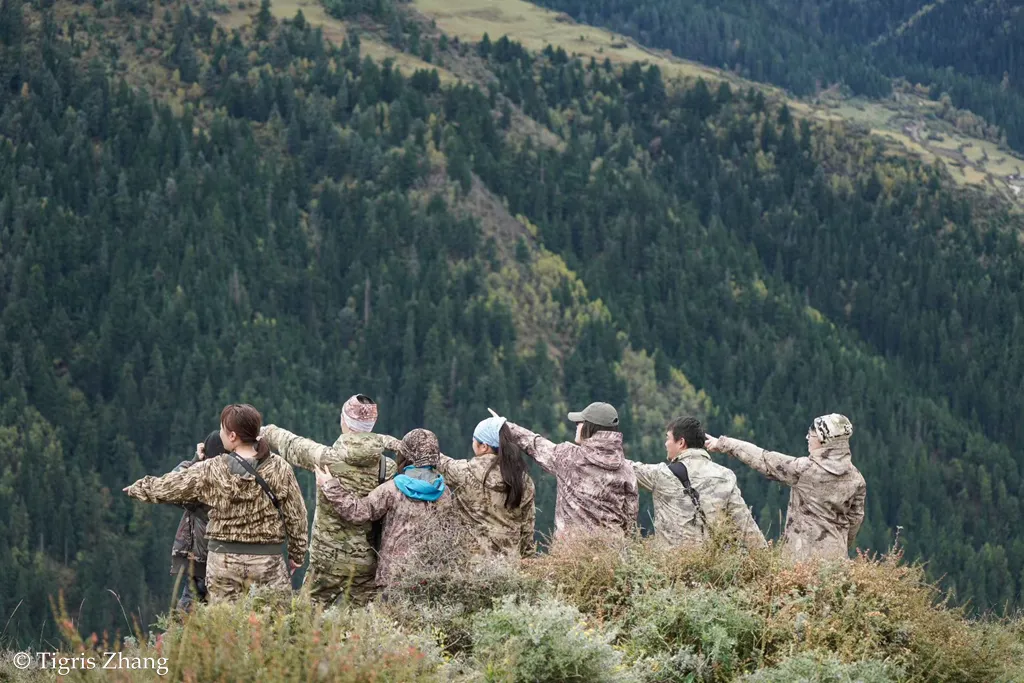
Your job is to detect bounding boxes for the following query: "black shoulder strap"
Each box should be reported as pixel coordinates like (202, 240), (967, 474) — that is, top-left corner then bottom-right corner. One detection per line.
(668, 461), (709, 532)
(230, 453), (289, 545)
(370, 454), (387, 552)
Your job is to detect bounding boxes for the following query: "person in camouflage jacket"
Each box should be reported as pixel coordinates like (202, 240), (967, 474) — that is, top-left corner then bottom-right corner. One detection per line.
(261, 394), (404, 605)
(630, 417), (765, 549)
(168, 431), (226, 611)
(437, 416), (535, 558)
(315, 428), (452, 589)
(504, 402), (638, 539)
(706, 413), (866, 562)
(125, 404), (308, 603)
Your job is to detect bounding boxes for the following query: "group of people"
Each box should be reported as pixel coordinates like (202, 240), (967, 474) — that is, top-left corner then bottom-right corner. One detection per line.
(123, 396), (867, 608)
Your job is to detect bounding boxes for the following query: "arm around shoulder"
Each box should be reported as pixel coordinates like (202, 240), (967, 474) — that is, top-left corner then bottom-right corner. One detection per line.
(321, 479), (395, 524)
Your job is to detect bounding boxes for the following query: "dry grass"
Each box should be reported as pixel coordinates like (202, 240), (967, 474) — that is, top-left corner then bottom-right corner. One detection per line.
(28, 529), (1024, 681)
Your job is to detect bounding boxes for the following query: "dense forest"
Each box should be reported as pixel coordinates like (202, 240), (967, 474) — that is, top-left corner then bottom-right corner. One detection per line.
(537, 0), (1024, 151)
(2, 0), (1024, 648)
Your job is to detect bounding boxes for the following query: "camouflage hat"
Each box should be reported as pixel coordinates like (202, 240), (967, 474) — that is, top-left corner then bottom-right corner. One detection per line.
(567, 402), (619, 428)
(402, 428), (440, 467)
(812, 414), (853, 444)
(342, 394), (378, 433)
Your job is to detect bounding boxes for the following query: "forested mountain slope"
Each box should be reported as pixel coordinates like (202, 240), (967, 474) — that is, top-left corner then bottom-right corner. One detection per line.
(534, 0), (1024, 153)
(1, 0), (1024, 648)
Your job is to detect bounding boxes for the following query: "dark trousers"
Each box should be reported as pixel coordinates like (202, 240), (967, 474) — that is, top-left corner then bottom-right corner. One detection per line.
(174, 564), (208, 612)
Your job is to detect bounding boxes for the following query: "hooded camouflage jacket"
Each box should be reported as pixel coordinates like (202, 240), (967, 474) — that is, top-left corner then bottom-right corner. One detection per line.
(126, 453), (309, 566)
(320, 474), (452, 587)
(437, 453), (536, 558)
(507, 423), (638, 538)
(262, 426), (400, 573)
(631, 449), (766, 549)
(170, 456), (211, 574)
(718, 436), (866, 561)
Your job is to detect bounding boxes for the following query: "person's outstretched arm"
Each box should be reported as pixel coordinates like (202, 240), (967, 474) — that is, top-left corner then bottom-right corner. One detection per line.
(436, 453), (472, 489)
(707, 435), (803, 486)
(630, 460), (660, 492)
(124, 460), (213, 506)
(506, 423), (573, 476)
(262, 425), (341, 471)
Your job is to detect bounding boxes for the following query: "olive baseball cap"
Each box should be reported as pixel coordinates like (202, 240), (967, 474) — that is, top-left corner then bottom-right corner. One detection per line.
(567, 402), (619, 428)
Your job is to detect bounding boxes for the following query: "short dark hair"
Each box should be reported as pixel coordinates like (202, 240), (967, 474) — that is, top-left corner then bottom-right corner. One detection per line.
(667, 416), (705, 449)
(579, 420), (619, 441)
(204, 430), (227, 459)
(355, 394), (375, 404)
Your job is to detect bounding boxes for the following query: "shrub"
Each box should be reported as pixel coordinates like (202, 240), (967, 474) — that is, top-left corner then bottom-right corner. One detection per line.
(55, 589), (450, 682)
(382, 514), (545, 653)
(624, 587), (761, 681)
(740, 652), (900, 683)
(472, 595), (631, 683)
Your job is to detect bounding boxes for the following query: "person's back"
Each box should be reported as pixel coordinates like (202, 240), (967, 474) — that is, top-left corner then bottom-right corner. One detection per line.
(780, 452), (865, 560)
(126, 404), (308, 603)
(506, 402), (638, 538)
(262, 394), (401, 604)
(708, 413), (866, 562)
(636, 452), (766, 548)
(439, 417), (536, 558)
(316, 428), (453, 588)
(632, 418), (765, 549)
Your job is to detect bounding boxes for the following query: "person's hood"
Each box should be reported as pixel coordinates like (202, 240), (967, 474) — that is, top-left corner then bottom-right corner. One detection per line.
(394, 466), (445, 501)
(332, 432), (384, 467)
(809, 440), (853, 476)
(670, 447), (712, 464)
(580, 431), (626, 470)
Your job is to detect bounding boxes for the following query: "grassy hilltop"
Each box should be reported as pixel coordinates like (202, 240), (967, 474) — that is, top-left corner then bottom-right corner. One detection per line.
(4, 533), (1024, 682)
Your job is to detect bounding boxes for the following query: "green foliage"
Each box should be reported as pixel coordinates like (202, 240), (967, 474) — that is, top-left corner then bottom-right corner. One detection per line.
(54, 589), (451, 682)
(4, 0), (1024, 650)
(625, 587), (761, 680)
(740, 653), (899, 683)
(535, 0), (1024, 150)
(471, 595), (629, 683)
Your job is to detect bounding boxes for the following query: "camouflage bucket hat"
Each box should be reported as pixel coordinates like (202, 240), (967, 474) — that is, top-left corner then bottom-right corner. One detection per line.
(812, 414), (853, 444)
(402, 428), (440, 467)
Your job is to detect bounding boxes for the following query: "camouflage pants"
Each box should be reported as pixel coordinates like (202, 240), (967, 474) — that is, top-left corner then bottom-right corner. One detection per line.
(206, 552), (291, 604)
(304, 563), (378, 606)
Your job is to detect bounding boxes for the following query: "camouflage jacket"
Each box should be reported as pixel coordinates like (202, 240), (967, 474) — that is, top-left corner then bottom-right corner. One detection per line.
(262, 426), (399, 571)
(126, 453), (309, 566)
(631, 449), (766, 549)
(718, 436), (866, 561)
(170, 455), (211, 574)
(320, 477), (452, 587)
(507, 423), (638, 538)
(437, 453), (536, 558)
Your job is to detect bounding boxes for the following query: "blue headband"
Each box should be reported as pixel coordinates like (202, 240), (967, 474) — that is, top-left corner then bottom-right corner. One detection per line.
(473, 416), (506, 449)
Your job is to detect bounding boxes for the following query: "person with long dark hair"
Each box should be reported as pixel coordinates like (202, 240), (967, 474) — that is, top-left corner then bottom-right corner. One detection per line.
(168, 430), (226, 611)
(500, 402), (638, 539)
(437, 416), (536, 558)
(124, 404), (309, 603)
